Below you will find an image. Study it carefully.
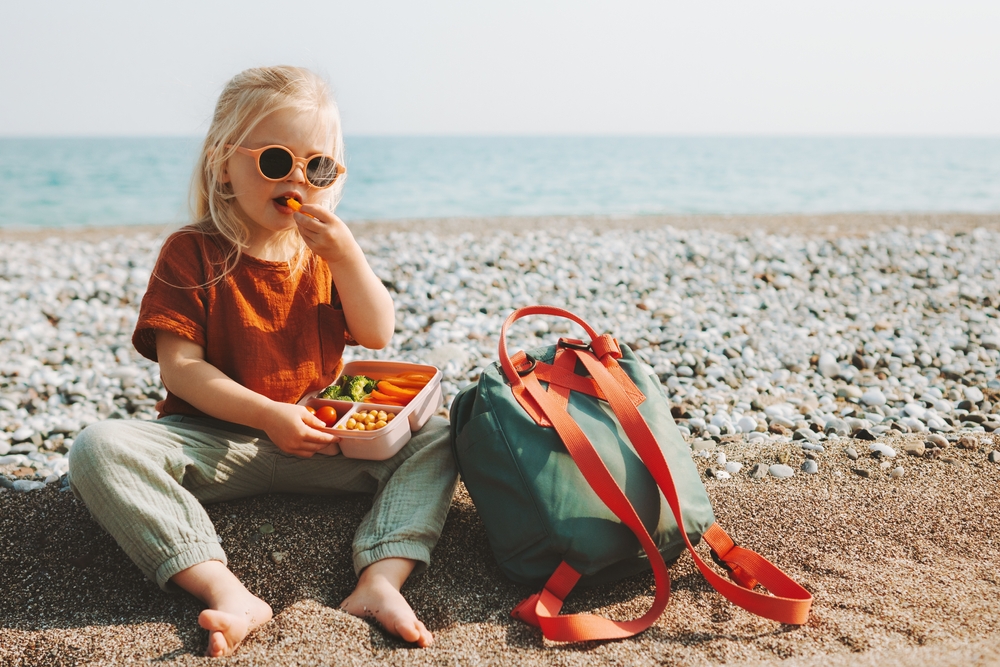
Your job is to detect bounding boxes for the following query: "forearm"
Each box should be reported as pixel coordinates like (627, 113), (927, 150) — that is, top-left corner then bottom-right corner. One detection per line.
(160, 355), (274, 429)
(327, 244), (395, 349)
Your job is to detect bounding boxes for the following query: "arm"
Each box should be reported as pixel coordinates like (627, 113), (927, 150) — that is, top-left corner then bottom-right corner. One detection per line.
(156, 331), (336, 457)
(294, 205), (395, 349)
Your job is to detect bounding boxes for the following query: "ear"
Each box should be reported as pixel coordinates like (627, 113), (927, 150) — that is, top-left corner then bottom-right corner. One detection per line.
(208, 147), (231, 184)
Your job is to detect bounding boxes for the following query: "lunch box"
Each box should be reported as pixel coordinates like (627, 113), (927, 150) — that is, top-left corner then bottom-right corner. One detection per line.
(301, 360), (443, 460)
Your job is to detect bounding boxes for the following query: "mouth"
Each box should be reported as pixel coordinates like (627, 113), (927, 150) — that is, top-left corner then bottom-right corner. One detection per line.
(273, 193), (303, 212)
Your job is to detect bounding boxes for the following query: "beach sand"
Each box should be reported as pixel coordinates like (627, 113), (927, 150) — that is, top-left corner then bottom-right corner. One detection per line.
(2, 213), (999, 666)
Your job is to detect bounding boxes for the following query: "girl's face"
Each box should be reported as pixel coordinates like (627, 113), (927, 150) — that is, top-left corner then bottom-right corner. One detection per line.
(224, 107), (335, 247)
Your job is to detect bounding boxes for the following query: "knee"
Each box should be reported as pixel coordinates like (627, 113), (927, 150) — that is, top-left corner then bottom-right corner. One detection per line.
(410, 416), (450, 449)
(68, 421), (130, 481)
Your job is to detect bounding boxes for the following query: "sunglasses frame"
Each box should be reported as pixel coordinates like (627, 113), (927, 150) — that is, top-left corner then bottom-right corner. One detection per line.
(225, 144), (346, 189)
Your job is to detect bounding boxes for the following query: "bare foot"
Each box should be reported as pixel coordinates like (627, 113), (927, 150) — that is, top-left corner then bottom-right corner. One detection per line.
(199, 594), (273, 657)
(340, 558), (433, 647)
(171, 560), (274, 657)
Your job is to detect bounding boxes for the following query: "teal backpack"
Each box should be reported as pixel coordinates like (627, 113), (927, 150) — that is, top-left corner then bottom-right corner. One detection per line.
(449, 306), (812, 642)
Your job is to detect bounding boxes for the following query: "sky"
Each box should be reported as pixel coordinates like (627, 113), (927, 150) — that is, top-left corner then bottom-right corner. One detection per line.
(2, 1), (998, 137)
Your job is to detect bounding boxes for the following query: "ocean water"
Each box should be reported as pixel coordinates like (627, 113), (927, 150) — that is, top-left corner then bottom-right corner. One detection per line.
(1, 136), (998, 228)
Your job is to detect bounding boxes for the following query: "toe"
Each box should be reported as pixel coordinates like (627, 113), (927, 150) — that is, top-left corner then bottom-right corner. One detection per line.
(206, 630), (231, 657)
(199, 610), (238, 657)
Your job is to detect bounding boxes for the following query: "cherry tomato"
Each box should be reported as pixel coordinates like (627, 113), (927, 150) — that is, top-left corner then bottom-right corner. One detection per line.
(305, 405), (316, 415)
(315, 405), (338, 426)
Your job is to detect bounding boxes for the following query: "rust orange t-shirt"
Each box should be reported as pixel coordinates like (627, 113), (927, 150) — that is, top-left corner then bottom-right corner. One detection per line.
(133, 228), (351, 418)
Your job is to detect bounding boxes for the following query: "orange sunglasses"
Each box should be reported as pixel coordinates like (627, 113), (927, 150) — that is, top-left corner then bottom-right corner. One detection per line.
(226, 144), (346, 189)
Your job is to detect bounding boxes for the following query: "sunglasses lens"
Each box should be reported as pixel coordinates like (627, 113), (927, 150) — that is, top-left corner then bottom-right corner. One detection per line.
(307, 156), (340, 188)
(258, 147), (294, 180)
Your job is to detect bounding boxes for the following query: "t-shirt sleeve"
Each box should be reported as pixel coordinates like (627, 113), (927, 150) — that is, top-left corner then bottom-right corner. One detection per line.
(132, 231), (211, 362)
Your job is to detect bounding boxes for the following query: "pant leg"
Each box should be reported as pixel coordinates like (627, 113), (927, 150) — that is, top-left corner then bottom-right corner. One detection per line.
(68, 416), (276, 590)
(269, 416), (458, 575)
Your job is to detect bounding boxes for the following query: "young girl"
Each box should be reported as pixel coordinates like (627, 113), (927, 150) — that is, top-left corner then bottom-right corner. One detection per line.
(68, 66), (458, 656)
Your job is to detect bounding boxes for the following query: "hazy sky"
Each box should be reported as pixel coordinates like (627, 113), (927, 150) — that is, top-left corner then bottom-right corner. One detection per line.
(2, 1), (998, 136)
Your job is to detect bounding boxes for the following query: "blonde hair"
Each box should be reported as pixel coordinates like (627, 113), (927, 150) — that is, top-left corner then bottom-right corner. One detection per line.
(189, 66), (345, 276)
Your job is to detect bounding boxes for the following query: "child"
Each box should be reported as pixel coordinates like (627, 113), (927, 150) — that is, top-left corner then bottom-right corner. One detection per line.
(68, 66), (458, 657)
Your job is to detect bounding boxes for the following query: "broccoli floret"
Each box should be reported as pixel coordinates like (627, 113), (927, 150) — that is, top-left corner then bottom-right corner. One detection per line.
(346, 375), (377, 402)
(319, 383), (344, 400)
(319, 374), (377, 402)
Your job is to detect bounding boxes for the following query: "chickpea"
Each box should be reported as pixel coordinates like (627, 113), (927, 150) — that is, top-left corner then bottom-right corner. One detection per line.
(386, 413), (396, 421)
(375, 420), (387, 428)
(377, 411), (387, 421)
(346, 418), (357, 429)
(366, 422), (377, 430)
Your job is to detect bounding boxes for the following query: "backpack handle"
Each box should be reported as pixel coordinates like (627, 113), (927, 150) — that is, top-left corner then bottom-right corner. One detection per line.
(497, 306), (600, 387)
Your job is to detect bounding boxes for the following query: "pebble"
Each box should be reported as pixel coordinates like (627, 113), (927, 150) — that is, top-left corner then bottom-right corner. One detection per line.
(926, 434), (949, 448)
(988, 451), (1000, 463)
(724, 461), (743, 475)
(852, 468), (871, 478)
(845, 447), (859, 460)
(957, 436), (979, 449)
(768, 464), (795, 479)
(749, 463), (767, 479)
(258, 523), (275, 535)
(11, 480), (45, 492)
(801, 459), (819, 474)
(903, 443), (925, 457)
(869, 443), (897, 458)
(270, 551), (288, 564)
(890, 466), (905, 479)
(861, 389), (887, 407)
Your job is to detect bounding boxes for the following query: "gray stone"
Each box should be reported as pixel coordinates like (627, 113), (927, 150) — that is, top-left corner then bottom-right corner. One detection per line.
(824, 418), (851, 437)
(845, 447), (859, 461)
(768, 464), (795, 479)
(926, 434), (949, 448)
(801, 459), (819, 474)
(691, 439), (716, 452)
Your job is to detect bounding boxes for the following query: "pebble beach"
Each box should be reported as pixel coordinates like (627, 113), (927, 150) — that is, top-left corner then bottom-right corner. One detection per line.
(2, 212), (1000, 666)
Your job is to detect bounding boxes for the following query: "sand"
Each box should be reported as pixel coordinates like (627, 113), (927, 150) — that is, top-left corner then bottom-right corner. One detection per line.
(2, 213), (1000, 666)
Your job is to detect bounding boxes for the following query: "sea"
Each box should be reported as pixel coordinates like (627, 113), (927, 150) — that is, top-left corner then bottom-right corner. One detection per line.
(1, 136), (998, 228)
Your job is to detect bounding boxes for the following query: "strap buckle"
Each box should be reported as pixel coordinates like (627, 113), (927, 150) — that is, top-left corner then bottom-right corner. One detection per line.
(557, 338), (592, 351)
(515, 353), (538, 377)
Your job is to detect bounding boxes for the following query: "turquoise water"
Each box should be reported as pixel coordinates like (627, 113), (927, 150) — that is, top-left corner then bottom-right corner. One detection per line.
(1, 136), (998, 228)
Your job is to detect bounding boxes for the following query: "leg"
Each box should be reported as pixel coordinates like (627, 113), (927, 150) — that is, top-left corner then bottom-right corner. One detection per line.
(347, 418), (457, 645)
(270, 416), (458, 645)
(69, 417), (277, 656)
(172, 560), (273, 657)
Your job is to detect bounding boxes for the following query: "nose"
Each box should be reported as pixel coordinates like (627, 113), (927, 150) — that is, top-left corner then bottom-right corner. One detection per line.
(287, 157), (308, 184)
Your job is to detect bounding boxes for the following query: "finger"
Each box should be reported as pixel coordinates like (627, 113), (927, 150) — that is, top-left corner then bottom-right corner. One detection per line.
(296, 204), (335, 224)
(303, 413), (329, 430)
(301, 429), (338, 444)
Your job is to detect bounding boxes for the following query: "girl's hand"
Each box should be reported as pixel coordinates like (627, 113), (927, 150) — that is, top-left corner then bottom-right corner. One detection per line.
(260, 401), (337, 458)
(293, 204), (359, 265)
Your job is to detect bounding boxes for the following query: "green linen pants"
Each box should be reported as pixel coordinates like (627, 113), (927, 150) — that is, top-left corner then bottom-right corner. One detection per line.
(67, 414), (458, 590)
